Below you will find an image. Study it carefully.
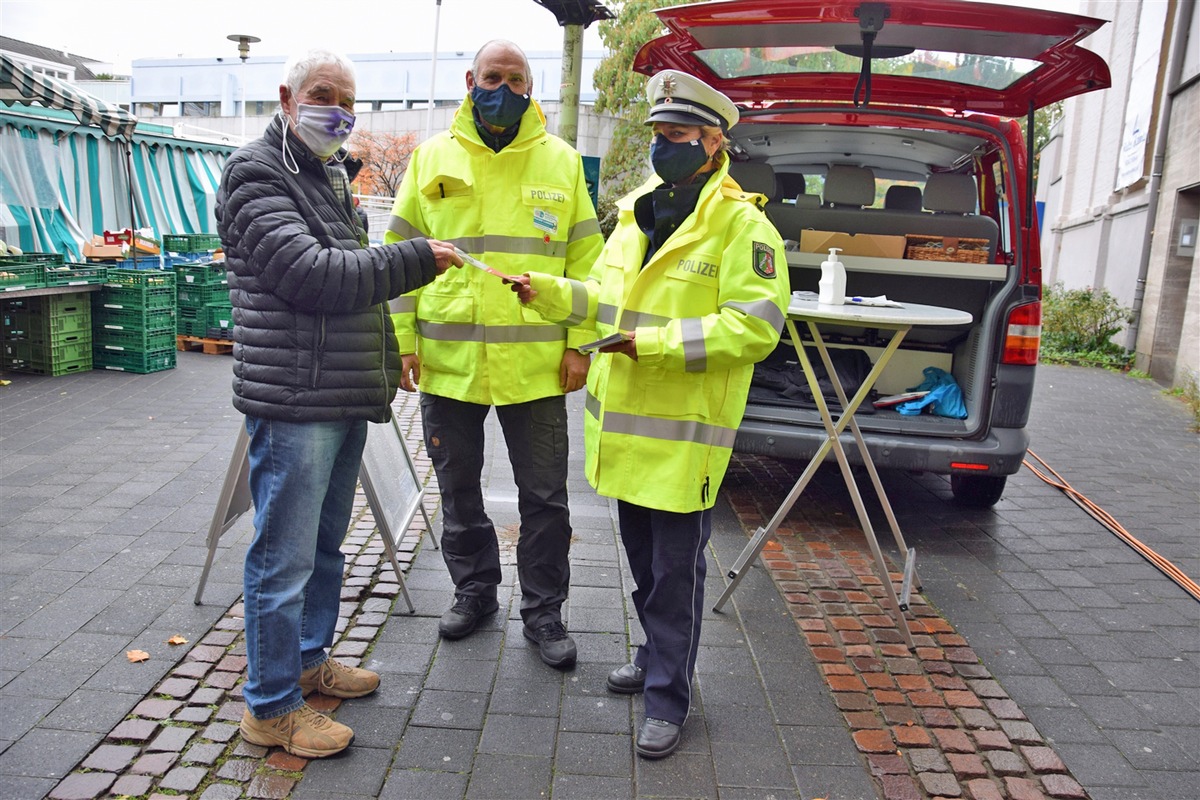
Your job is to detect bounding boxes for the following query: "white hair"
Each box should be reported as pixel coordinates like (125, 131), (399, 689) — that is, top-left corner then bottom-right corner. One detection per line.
(283, 49), (355, 95)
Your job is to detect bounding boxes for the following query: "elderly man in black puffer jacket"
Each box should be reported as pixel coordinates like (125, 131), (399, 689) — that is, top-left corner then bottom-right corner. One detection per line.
(216, 48), (460, 759)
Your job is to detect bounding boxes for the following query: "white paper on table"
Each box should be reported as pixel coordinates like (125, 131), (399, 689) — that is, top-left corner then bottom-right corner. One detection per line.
(847, 295), (903, 308)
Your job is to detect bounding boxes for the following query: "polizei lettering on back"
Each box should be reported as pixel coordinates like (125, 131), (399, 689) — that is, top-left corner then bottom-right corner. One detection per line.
(676, 258), (719, 278)
(528, 189), (567, 204)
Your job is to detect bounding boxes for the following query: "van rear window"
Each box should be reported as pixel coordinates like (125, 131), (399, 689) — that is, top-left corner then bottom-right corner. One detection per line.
(695, 47), (1041, 91)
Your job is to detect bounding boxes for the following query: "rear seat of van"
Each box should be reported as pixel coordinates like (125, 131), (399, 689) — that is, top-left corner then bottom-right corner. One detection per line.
(730, 161), (1000, 261)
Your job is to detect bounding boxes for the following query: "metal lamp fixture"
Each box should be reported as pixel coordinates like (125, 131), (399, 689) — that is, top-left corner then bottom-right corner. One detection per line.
(225, 34), (260, 141)
(226, 34), (261, 63)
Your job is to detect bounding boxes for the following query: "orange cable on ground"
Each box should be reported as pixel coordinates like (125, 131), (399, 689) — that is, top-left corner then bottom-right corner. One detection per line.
(1023, 449), (1200, 602)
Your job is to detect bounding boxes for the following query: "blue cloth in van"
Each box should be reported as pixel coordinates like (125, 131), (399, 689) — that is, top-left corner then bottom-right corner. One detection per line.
(897, 367), (967, 419)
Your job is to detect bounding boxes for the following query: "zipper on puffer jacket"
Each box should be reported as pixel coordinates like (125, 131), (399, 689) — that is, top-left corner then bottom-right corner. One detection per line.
(378, 304), (391, 418)
(311, 314), (326, 388)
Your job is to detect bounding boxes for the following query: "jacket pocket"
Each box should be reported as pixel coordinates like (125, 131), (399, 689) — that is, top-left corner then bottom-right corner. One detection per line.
(422, 174), (473, 199)
(636, 370), (728, 421)
(521, 183), (572, 244)
(419, 290), (475, 324)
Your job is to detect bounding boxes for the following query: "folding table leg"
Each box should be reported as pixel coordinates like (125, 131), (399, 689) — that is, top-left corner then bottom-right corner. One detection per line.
(804, 325), (916, 648)
(194, 425), (252, 605)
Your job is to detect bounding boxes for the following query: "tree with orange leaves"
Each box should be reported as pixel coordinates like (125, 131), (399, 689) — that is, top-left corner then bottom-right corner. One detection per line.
(347, 130), (419, 198)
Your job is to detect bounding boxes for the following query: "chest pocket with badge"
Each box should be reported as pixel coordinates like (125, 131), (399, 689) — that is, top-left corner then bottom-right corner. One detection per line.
(521, 183), (571, 257)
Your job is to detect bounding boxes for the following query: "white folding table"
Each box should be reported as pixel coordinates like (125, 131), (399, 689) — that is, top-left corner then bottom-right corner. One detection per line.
(713, 295), (973, 648)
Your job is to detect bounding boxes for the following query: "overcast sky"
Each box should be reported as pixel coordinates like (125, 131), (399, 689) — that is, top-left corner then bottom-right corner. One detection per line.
(1, 0), (1086, 74)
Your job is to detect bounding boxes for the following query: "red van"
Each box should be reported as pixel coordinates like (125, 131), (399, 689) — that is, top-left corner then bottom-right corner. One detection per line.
(633, 0), (1111, 506)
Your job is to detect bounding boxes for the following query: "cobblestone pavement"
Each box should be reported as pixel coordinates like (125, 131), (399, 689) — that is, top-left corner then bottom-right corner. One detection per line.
(2, 353), (1196, 800)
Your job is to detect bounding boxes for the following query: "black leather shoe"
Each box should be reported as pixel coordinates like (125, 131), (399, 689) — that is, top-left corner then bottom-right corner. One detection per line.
(635, 717), (681, 759)
(438, 595), (498, 640)
(606, 663), (646, 694)
(522, 620), (577, 668)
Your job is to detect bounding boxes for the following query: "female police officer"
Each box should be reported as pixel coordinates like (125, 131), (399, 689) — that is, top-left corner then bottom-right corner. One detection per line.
(510, 69), (790, 758)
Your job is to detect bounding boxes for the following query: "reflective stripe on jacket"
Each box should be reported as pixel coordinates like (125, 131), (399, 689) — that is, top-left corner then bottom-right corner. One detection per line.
(526, 160), (790, 513)
(384, 97), (603, 406)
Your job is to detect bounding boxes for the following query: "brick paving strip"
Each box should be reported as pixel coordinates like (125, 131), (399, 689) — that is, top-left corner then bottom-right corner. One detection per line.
(47, 400), (434, 800)
(725, 453), (1091, 800)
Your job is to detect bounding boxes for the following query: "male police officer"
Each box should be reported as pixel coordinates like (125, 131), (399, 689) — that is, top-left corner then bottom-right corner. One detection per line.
(385, 40), (603, 668)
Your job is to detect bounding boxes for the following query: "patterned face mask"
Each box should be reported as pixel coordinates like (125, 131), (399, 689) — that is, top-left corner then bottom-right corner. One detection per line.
(292, 103), (355, 158)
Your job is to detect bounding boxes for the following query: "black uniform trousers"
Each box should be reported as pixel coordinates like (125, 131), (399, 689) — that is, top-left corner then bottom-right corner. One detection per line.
(420, 392), (572, 628)
(618, 500), (712, 726)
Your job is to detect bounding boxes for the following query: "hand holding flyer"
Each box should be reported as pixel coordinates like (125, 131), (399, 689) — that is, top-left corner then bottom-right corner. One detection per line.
(453, 247), (518, 284)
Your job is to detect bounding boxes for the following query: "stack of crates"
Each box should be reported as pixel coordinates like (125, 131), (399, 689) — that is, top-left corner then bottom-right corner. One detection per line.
(1, 292), (93, 376)
(1, 253), (54, 293)
(91, 269), (177, 373)
(164, 234), (232, 340)
(175, 264), (232, 340)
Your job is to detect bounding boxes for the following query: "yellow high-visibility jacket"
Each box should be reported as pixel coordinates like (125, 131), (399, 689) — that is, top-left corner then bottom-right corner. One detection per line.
(384, 97), (603, 406)
(524, 161), (790, 513)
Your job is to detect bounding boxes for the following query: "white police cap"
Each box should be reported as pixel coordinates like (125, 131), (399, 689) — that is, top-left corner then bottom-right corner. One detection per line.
(645, 69), (739, 131)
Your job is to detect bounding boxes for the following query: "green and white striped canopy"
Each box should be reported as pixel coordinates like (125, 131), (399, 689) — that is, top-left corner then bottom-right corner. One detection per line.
(0, 53), (138, 141)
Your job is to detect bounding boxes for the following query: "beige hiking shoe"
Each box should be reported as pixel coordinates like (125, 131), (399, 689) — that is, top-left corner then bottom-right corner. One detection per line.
(299, 658), (380, 699)
(239, 704), (353, 758)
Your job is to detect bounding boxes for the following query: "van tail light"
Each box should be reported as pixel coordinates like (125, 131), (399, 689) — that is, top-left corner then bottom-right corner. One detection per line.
(1002, 301), (1041, 366)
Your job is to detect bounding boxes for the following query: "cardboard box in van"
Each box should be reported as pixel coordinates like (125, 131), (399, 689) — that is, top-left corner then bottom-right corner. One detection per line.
(799, 230), (907, 259)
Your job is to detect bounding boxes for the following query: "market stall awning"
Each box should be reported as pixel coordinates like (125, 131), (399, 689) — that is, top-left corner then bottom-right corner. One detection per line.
(0, 53), (137, 140)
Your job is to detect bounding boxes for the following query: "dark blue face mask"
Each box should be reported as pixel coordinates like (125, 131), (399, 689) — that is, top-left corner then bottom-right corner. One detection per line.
(471, 84), (530, 129)
(650, 134), (710, 185)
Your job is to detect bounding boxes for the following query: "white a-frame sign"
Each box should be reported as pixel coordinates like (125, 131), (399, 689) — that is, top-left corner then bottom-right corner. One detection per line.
(192, 414), (437, 611)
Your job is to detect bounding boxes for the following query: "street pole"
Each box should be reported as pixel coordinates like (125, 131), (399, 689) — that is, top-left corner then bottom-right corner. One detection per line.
(558, 22), (583, 148)
(531, 1), (612, 147)
(227, 34), (260, 143)
(240, 60), (247, 141)
(426, 0), (443, 141)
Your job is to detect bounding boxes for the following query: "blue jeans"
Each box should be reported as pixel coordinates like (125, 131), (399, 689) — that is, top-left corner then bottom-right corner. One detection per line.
(242, 415), (368, 720)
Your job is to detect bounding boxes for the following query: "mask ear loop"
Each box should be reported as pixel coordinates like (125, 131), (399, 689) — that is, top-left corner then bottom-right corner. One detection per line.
(280, 111), (300, 175)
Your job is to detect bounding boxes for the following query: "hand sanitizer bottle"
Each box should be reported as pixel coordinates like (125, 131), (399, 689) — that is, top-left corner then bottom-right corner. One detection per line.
(818, 247), (846, 305)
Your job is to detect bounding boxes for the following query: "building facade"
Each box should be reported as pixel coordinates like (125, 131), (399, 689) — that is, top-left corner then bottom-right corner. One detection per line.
(1037, 0), (1199, 387)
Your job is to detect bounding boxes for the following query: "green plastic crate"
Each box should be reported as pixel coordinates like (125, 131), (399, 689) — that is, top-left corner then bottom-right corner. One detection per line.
(92, 305), (175, 330)
(93, 345), (175, 373)
(4, 292), (91, 316)
(93, 326), (176, 352)
(179, 302), (232, 326)
(0, 263), (45, 292)
(104, 268), (175, 289)
(43, 263), (107, 287)
(94, 285), (176, 312)
(0, 253), (64, 267)
(3, 310), (91, 344)
(173, 262), (227, 287)
(4, 337), (92, 365)
(176, 317), (207, 338)
(176, 283), (230, 306)
(162, 233), (221, 253)
(2, 355), (91, 376)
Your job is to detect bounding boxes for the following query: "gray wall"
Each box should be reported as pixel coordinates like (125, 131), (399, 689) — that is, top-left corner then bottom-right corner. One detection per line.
(1036, 0), (1199, 387)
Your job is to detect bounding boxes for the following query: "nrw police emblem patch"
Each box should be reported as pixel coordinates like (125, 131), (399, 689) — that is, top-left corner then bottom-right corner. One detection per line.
(752, 241), (776, 279)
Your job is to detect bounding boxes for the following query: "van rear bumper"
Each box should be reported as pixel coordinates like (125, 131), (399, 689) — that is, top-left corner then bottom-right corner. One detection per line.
(733, 421), (1030, 477)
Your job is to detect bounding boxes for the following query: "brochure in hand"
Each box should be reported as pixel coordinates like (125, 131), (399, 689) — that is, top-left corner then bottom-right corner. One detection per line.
(577, 331), (631, 353)
(454, 247), (518, 283)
